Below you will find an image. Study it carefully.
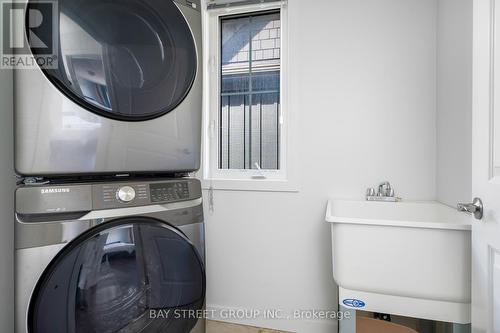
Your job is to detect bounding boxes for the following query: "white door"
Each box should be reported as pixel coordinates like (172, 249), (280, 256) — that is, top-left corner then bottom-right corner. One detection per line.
(472, 0), (500, 331)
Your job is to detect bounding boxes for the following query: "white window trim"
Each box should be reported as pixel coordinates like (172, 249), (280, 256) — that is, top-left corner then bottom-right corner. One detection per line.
(200, 0), (299, 192)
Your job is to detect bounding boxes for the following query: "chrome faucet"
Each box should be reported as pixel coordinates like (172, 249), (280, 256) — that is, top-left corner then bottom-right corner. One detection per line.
(377, 181), (393, 197)
(366, 181), (401, 202)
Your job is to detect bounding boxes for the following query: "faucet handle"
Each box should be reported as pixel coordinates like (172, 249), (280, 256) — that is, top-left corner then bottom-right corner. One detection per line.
(366, 187), (376, 197)
(388, 187), (395, 197)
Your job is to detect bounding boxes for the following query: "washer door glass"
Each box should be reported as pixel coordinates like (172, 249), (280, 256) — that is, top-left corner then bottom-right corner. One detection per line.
(27, 0), (197, 121)
(28, 217), (205, 333)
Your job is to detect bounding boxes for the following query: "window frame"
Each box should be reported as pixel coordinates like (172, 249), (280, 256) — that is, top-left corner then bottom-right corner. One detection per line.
(202, 1), (298, 192)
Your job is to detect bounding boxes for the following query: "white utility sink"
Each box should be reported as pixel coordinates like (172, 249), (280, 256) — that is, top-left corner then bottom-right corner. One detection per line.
(325, 199), (471, 324)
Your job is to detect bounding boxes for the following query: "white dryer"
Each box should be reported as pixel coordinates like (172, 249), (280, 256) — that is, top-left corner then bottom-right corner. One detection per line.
(15, 0), (202, 176)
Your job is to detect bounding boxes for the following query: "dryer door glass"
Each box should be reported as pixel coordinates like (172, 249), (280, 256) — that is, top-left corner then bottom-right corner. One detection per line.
(27, 0), (197, 121)
(27, 217), (205, 333)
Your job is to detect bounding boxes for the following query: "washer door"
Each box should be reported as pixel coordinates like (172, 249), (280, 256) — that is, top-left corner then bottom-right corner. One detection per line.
(27, 0), (197, 121)
(27, 217), (205, 333)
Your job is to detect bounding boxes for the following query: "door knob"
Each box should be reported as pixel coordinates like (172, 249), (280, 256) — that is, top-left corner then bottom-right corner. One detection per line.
(457, 197), (483, 220)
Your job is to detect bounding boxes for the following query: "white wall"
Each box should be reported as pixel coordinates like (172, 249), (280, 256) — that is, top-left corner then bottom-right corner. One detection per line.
(0, 63), (14, 330)
(436, 0), (472, 207)
(204, 0), (438, 332)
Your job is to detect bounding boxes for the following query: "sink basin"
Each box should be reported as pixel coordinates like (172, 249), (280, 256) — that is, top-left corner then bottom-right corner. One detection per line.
(326, 200), (471, 324)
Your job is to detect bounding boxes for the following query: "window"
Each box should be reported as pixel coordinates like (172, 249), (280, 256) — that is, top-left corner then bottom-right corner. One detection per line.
(219, 12), (281, 170)
(204, 2), (298, 191)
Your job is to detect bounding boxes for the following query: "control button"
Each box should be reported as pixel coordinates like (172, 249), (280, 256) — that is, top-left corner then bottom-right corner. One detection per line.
(117, 186), (136, 203)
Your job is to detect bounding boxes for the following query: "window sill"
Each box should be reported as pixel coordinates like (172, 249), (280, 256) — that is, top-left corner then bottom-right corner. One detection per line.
(201, 178), (299, 192)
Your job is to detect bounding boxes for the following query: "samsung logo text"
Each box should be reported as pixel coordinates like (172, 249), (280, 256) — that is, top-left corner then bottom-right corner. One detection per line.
(41, 188), (70, 194)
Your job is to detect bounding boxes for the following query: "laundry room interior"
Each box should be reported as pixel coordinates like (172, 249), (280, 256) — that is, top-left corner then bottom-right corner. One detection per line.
(0, 0), (498, 332)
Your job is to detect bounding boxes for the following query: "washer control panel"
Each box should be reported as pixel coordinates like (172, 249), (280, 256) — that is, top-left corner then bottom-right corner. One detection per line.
(101, 183), (148, 206)
(92, 179), (201, 210)
(150, 181), (190, 202)
(116, 186), (136, 202)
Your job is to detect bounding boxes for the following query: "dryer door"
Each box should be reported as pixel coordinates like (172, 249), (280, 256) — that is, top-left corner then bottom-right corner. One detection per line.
(27, 0), (197, 121)
(27, 217), (205, 333)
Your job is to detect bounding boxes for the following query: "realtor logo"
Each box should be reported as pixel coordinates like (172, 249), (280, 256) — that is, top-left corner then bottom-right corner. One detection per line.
(1, 0), (58, 68)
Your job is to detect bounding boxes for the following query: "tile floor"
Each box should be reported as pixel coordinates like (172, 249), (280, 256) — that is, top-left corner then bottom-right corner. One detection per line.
(206, 320), (293, 333)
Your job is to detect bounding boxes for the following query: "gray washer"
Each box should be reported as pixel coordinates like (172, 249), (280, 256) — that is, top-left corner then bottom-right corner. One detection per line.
(15, 0), (202, 176)
(15, 178), (205, 333)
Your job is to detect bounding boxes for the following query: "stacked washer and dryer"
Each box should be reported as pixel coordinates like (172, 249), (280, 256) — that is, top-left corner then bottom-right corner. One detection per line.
(14, 0), (205, 332)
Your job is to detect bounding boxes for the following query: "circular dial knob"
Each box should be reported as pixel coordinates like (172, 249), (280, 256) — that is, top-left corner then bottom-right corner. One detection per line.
(117, 186), (136, 203)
